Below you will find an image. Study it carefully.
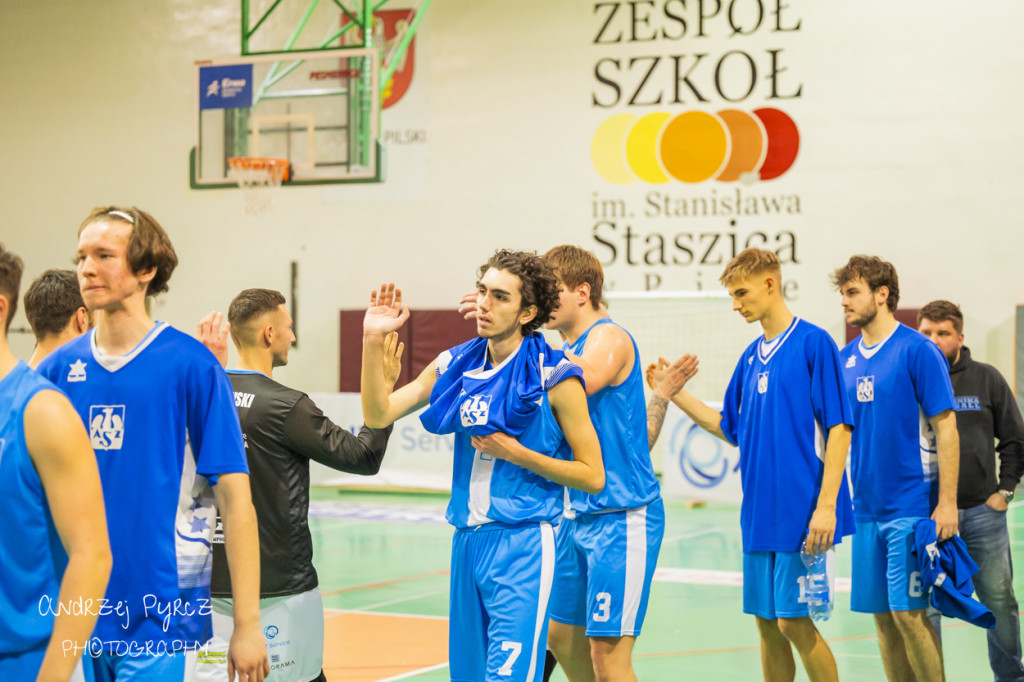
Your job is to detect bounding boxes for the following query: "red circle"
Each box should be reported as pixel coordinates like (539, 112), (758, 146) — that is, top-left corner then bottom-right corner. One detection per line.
(752, 108), (799, 181)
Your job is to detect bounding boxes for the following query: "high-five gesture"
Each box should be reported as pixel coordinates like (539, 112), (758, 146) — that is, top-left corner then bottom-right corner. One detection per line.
(364, 283), (410, 337)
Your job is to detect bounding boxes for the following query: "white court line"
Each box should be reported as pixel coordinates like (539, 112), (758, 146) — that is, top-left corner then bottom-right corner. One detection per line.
(661, 527), (724, 544)
(654, 566), (853, 593)
(323, 607), (448, 621)
(374, 662), (450, 681)
(343, 590), (447, 612)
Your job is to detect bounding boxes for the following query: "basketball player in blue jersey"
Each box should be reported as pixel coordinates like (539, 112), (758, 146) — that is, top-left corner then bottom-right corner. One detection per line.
(832, 255), (959, 682)
(37, 208), (268, 682)
(664, 248), (854, 682)
(361, 249), (604, 682)
(0, 245), (112, 682)
(536, 245), (665, 682)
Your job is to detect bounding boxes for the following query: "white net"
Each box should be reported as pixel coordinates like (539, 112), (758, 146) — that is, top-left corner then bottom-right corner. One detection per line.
(227, 158), (289, 215)
(599, 291), (760, 472)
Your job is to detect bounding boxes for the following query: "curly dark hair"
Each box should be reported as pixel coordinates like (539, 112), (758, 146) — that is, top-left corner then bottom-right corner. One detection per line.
(831, 255), (900, 311)
(477, 249), (560, 335)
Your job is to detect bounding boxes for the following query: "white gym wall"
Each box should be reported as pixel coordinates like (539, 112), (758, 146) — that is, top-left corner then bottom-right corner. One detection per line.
(2, 0), (1022, 394)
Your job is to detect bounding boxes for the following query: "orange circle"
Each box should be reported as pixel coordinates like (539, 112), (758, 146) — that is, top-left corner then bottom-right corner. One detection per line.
(660, 112), (729, 183)
(715, 110), (765, 182)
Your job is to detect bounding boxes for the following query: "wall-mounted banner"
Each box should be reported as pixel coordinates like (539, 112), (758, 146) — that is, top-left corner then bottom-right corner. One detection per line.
(661, 401), (742, 504)
(586, 0), (805, 295)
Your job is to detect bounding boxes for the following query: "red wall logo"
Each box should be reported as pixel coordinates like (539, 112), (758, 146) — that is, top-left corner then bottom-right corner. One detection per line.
(592, 108), (799, 185)
(342, 9), (416, 109)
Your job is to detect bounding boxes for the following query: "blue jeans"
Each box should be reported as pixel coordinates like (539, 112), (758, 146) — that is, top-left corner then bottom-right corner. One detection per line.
(929, 502), (1024, 682)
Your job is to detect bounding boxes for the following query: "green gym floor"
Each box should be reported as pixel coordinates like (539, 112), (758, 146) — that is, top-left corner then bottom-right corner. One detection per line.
(309, 489), (1010, 681)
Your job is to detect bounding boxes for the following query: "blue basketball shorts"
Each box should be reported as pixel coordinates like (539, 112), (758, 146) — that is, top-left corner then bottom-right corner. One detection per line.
(88, 648), (193, 682)
(743, 548), (835, 620)
(548, 498), (665, 637)
(0, 642), (91, 682)
(449, 522), (556, 682)
(851, 517), (929, 613)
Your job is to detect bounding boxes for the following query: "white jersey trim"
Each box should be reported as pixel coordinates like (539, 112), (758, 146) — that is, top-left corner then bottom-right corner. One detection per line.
(757, 317), (799, 365)
(466, 450), (495, 527)
(90, 322), (170, 372)
(856, 323), (900, 360)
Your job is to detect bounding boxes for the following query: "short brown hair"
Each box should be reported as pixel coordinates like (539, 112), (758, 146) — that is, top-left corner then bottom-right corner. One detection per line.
(543, 245), (603, 310)
(918, 300), (963, 335)
(23, 269), (84, 340)
(477, 250), (560, 335)
(831, 255), (900, 311)
(719, 248), (781, 286)
(228, 288), (286, 347)
(0, 244), (24, 333)
(78, 207), (179, 296)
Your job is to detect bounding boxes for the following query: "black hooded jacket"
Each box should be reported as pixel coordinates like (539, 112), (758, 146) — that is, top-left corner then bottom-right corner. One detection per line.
(947, 347), (1024, 508)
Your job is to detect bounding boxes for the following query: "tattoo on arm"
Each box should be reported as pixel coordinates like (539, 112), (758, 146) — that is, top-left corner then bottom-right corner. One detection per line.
(647, 394), (669, 449)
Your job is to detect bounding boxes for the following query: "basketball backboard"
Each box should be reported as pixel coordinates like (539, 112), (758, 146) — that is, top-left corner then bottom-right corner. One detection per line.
(190, 47), (382, 188)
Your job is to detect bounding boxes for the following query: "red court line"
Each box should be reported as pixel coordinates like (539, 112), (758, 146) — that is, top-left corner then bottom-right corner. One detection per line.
(320, 569), (450, 597)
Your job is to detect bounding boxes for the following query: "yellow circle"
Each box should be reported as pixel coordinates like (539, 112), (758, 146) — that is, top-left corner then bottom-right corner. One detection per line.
(625, 113), (671, 184)
(590, 114), (637, 185)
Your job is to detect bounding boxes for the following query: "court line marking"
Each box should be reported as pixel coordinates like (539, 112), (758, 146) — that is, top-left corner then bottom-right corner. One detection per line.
(374, 662), (450, 681)
(320, 569), (450, 597)
(324, 607), (448, 621)
(653, 567), (853, 593)
(661, 527), (725, 543)
(341, 589), (447, 612)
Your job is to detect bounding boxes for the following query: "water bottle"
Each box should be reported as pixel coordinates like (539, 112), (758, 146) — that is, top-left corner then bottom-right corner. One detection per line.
(800, 540), (833, 622)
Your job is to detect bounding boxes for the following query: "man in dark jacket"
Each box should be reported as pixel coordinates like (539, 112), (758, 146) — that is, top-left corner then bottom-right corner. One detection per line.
(919, 299), (1024, 681)
(195, 288), (394, 682)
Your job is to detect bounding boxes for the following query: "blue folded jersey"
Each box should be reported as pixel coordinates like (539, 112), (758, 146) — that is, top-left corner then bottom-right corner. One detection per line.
(912, 519), (995, 629)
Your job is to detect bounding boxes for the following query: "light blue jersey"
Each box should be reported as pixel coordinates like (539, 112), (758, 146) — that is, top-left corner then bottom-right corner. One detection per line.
(0, 362), (66, 656)
(841, 323), (956, 521)
(721, 318), (855, 553)
(564, 319), (659, 514)
(420, 333), (583, 529)
(37, 324), (248, 650)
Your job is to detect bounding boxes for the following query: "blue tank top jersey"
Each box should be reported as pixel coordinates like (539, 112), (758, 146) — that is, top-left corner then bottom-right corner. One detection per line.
(841, 323), (956, 521)
(36, 323), (248, 649)
(0, 362), (67, 655)
(419, 333), (584, 529)
(564, 319), (659, 514)
(720, 318), (855, 553)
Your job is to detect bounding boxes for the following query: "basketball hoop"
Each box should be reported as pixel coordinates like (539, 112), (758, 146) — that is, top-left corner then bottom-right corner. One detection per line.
(227, 157), (290, 215)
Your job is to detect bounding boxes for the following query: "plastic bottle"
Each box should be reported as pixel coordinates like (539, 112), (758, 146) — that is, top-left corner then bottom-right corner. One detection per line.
(800, 540), (833, 622)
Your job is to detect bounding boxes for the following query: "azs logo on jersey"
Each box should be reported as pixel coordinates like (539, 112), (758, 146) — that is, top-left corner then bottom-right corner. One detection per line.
(856, 376), (874, 403)
(757, 372), (769, 394)
(89, 405), (125, 450)
(460, 395), (491, 427)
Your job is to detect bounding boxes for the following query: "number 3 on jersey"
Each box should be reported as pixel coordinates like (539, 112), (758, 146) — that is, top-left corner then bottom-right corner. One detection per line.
(593, 592), (612, 623)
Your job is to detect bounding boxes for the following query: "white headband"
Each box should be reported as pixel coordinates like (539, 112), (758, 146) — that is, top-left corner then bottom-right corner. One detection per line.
(107, 210), (134, 224)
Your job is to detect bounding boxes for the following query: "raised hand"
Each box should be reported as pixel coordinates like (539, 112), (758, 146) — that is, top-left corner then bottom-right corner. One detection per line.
(382, 331), (405, 389)
(364, 283), (411, 336)
(197, 311), (230, 368)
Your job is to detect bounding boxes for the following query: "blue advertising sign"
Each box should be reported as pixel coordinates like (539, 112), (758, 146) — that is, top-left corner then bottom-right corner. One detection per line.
(199, 64), (253, 110)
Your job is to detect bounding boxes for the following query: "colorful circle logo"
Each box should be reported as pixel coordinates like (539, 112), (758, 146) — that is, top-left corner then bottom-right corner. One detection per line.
(592, 108), (799, 185)
(671, 420), (738, 489)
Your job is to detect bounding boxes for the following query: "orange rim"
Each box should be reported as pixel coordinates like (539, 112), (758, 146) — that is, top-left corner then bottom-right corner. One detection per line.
(227, 156), (290, 182)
